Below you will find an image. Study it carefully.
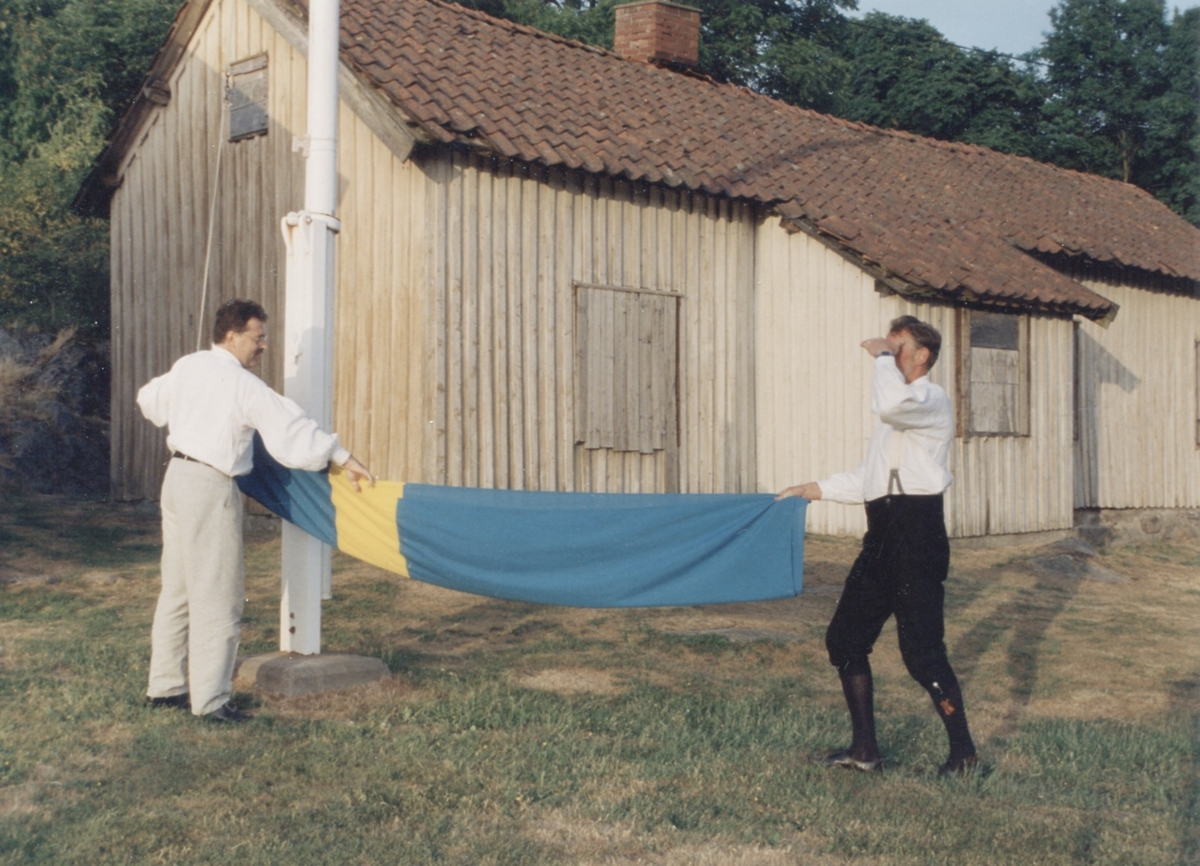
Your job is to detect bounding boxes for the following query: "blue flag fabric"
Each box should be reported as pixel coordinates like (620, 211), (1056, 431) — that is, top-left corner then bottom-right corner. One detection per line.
(397, 484), (805, 607)
(238, 435), (806, 608)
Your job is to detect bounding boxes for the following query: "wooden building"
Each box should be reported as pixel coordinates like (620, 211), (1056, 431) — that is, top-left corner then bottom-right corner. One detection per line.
(76, 0), (1200, 538)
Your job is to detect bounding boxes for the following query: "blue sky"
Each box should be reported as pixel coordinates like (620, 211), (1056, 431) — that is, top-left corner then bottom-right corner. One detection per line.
(852, 0), (1200, 57)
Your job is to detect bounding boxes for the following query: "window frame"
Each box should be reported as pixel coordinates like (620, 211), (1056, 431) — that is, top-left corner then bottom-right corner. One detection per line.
(227, 53), (269, 142)
(956, 307), (1031, 438)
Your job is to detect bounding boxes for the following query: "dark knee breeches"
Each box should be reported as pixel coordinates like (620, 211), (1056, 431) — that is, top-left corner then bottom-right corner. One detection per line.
(825, 494), (954, 690)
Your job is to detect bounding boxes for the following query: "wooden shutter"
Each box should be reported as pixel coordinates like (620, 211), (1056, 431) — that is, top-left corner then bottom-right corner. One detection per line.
(575, 283), (679, 454)
(228, 54), (269, 141)
(963, 309), (1030, 436)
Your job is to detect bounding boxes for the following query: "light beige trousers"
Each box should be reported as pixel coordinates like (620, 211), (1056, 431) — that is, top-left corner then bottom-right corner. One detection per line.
(147, 458), (245, 715)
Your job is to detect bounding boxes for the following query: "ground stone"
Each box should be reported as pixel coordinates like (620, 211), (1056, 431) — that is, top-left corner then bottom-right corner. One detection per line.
(1045, 537), (1097, 559)
(234, 652), (388, 697)
(1027, 538), (1129, 583)
(0, 329), (110, 497)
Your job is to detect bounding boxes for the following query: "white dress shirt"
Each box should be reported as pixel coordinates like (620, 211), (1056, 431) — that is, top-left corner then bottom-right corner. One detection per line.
(818, 354), (954, 504)
(137, 345), (351, 477)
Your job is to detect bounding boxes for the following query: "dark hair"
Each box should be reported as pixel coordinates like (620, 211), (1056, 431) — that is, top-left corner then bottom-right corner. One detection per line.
(212, 299), (268, 344)
(889, 315), (941, 368)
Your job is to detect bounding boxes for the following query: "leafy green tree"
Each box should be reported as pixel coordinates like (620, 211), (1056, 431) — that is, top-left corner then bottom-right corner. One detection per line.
(454, 0), (856, 112)
(833, 13), (1043, 154)
(1034, 0), (1171, 183)
(1138, 7), (1199, 222)
(452, 0), (619, 46)
(693, 0), (854, 113)
(0, 0), (178, 331)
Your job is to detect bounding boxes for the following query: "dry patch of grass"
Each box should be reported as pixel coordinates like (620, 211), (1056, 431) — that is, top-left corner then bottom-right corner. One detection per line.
(529, 810), (862, 865)
(253, 676), (415, 723)
(511, 668), (622, 696)
(2, 491), (1198, 865)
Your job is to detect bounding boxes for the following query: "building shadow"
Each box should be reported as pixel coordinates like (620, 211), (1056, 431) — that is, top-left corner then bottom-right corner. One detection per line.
(1075, 328), (1140, 508)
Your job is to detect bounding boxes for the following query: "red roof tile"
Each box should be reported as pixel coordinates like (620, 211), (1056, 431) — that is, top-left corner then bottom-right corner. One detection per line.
(331, 0), (1200, 318)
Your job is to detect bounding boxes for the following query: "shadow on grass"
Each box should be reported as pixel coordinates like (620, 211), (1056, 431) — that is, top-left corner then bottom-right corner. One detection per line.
(950, 567), (1083, 737)
(0, 492), (160, 571)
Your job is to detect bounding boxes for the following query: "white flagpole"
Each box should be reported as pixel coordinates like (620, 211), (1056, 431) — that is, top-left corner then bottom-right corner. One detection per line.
(279, 0), (341, 654)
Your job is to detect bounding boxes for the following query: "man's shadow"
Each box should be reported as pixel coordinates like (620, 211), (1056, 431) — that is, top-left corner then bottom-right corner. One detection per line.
(949, 560), (1085, 737)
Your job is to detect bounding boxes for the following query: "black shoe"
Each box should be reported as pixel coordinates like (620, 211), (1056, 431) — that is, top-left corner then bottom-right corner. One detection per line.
(207, 701), (250, 723)
(938, 754), (979, 778)
(812, 749), (882, 773)
(146, 692), (190, 710)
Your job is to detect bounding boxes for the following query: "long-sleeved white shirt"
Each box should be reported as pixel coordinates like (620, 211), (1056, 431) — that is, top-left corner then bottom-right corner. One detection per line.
(136, 345), (351, 477)
(818, 354), (954, 504)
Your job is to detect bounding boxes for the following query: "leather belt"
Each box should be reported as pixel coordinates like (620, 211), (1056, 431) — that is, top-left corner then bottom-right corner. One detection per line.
(172, 451), (219, 471)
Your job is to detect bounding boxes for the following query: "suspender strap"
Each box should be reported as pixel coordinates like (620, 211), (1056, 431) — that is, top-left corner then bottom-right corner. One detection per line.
(887, 428), (906, 497)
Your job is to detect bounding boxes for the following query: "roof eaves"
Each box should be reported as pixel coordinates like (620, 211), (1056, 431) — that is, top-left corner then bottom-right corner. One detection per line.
(779, 214), (1117, 323)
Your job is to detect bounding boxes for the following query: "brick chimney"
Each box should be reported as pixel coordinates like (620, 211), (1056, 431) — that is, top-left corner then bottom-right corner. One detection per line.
(613, 1), (701, 68)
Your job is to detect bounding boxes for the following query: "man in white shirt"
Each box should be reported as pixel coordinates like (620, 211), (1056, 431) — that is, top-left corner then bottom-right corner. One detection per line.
(779, 316), (977, 777)
(137, 299), (373, 722)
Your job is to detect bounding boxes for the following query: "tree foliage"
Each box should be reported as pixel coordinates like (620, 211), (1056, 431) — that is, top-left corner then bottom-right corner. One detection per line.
(692, 0), (854, 113)
(1035, 0), (1169, 182)
(1034, 0), (1197, 220)
(452, 0), (619, 46)
(0, 0), (178, 331)
(833, 13), (1044, 156)
(1146, 7), (1200, 223)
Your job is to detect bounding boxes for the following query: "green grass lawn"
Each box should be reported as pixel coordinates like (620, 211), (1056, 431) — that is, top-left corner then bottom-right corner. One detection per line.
(1, 490), (1197, 865)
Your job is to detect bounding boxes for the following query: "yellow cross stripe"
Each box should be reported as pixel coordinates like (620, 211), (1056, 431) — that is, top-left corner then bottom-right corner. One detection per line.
(329, 464), (410, 576)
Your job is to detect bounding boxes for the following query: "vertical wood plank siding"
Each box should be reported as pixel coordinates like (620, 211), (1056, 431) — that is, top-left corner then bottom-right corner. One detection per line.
(110, 0), (310, 499)
(110, 0), (754, 499)
(421, 154), (758, 493)
(1072, 272), (1200, 509)
(754, 219), (1075, 538)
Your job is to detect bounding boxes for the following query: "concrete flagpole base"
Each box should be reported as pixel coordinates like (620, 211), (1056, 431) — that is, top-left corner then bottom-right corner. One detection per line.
(235, 652), (388, 698)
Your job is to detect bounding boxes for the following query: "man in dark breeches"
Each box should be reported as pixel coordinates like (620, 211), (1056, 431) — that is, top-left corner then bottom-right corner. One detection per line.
(778, 316), (977, 776)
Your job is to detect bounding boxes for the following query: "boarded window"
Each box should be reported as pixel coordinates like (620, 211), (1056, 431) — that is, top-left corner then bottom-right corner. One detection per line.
(228, 54), (268, 141)
(960, 309), (1029, 436)
(575, 283), (679, 453)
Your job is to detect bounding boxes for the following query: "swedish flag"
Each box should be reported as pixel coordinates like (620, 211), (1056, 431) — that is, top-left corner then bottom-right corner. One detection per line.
(238, 434), (806, 607)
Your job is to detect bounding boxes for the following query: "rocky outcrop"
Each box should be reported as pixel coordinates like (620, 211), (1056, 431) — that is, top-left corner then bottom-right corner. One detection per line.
(0, 328), (110, 497)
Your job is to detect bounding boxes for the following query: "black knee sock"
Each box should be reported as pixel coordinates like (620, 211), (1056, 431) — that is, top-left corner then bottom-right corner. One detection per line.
(838, 658), (879, 761)
(924, 672), (975, 764)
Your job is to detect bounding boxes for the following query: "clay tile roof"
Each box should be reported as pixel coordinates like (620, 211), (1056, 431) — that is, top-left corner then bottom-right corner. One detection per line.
(332, 0), (1200, 319)
(76, 0), (1200, 321)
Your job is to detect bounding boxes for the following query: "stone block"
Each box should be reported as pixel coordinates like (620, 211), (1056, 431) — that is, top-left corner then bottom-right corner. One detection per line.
(235, 652), (388, 697)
